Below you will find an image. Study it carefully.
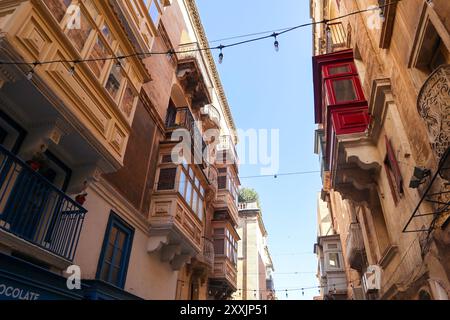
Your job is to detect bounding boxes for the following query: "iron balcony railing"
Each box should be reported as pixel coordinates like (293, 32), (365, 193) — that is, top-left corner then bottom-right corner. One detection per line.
(345, 222), (366, 270)
(202, 237), (215, 267)
(325, 22), (348, 54)
(0, 144), (87, 261)
(166, 106), (207, 156)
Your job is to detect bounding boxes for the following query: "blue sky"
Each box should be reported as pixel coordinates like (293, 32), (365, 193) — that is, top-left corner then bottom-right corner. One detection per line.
(197, 0), (323, 300)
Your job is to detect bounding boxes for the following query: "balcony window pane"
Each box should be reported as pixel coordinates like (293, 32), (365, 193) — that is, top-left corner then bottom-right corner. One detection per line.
(218, 176), (226, 189)
(328, 65), (351, 75)
(332, 79), (357, 102)
(83, 0), (100, 21)
(105, 67), (124, 100)
(214, 239), (224, 255)
(192, 191), (198, 214)
(185, 182), (192, 204)
(120, 83), (137, 118)
(66, 9), (93, 52)
(178, 171), (186, 196)
(101, 23), (114, 45)
(329, 252), (341, 268)
(149, 1), (160, 25)
(157, 168), (176, 190)
(43, 0), (72, 23)
(197, 200), (203, 221)
(88, 34), (108, 78)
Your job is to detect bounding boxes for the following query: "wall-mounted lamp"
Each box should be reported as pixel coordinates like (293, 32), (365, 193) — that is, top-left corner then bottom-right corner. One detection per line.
(409, 166), (431, 188)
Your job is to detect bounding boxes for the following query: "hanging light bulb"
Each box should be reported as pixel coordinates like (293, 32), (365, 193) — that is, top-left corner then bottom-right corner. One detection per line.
(69, 65), (76, 76)
(379, 9), (385, 23)
(272, 33), (279, 52)
(218, 45), (224, 64)
(26, 69), (34, 80)
(26, 62), (38, 80)
(115, 60), (122, 72)
(166, 50), (174, 60)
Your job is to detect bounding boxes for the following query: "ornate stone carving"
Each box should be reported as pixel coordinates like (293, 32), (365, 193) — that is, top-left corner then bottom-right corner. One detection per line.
(417, 64), (450, 161)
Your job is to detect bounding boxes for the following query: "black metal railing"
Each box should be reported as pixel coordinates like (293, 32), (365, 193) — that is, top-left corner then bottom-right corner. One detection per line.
(166, 106), (207, 157)
(0, 145), (87, 261)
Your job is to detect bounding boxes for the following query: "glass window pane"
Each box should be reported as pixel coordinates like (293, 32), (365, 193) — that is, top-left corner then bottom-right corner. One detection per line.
(192, 190), (198, 213)
(197, 200), (203, 221)
(185, 182), (192, 204)
(149, 0), (160, 24)
(329, 253), (341, 268)
(111, 266), (120, 285)
(105, 67), (124, 100)
(66, 9), (93, 52)
(100, 261), (111, 281)
(195, 177), (200, 189)
(214, 239), (224, 255)
(200, 186), (205, 198)
(328, 65), (350, 75)
(178, 171), (186, 196)
(43, 0), (71, 23)
(157, 167), (177, 190)
(104, 244), (114, 263)
(120, 83), (137, 118)
(88, 34), (108, 78)
(101, 23), (114, 44)
(332, 79), (357, 102)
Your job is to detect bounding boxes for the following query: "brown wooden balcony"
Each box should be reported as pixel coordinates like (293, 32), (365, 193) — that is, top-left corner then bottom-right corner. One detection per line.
(176, 42), (212, 109)
(212, 255), (237, 290)
(148, 191), (203, 270)
(200, 104), (221, 130)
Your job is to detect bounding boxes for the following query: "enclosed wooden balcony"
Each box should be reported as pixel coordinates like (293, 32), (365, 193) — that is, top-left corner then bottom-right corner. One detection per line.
(208, 220), (239, 296)
(0, 0), (150, 171)
(0, 145), (87, 267)
(148, 155), (208, 270)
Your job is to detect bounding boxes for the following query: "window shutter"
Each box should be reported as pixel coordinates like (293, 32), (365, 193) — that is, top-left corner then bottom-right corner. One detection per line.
(157, 168), (177, 190)
(385, 136), (403, 193)
(218, 175), (226, 189)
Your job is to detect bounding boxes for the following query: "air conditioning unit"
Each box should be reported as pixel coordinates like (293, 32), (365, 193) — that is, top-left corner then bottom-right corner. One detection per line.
(362, 265), (382, 293)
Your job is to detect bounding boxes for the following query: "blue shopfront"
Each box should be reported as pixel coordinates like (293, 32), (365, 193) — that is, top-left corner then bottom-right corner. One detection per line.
(0, 253), (141, 300)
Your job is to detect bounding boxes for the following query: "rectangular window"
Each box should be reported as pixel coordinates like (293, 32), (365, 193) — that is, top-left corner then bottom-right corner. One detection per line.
(332, 78), (357, 102)
(157, 167), (177, 190)
(97, 213), (134, 288)
(87, 34), (108, 78)
(214, 239), (224, 255)
(328, 252), (341, 269)
(65, 8), (93, 52)
(120, 83), (137, 118)
(218, 175), (226, 189)
(105, 67), (124, 101)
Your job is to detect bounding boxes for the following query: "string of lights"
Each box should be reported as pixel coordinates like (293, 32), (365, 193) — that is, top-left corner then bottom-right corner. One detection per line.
(0, 0), (403, 76)
(206, 279), (361, 297)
